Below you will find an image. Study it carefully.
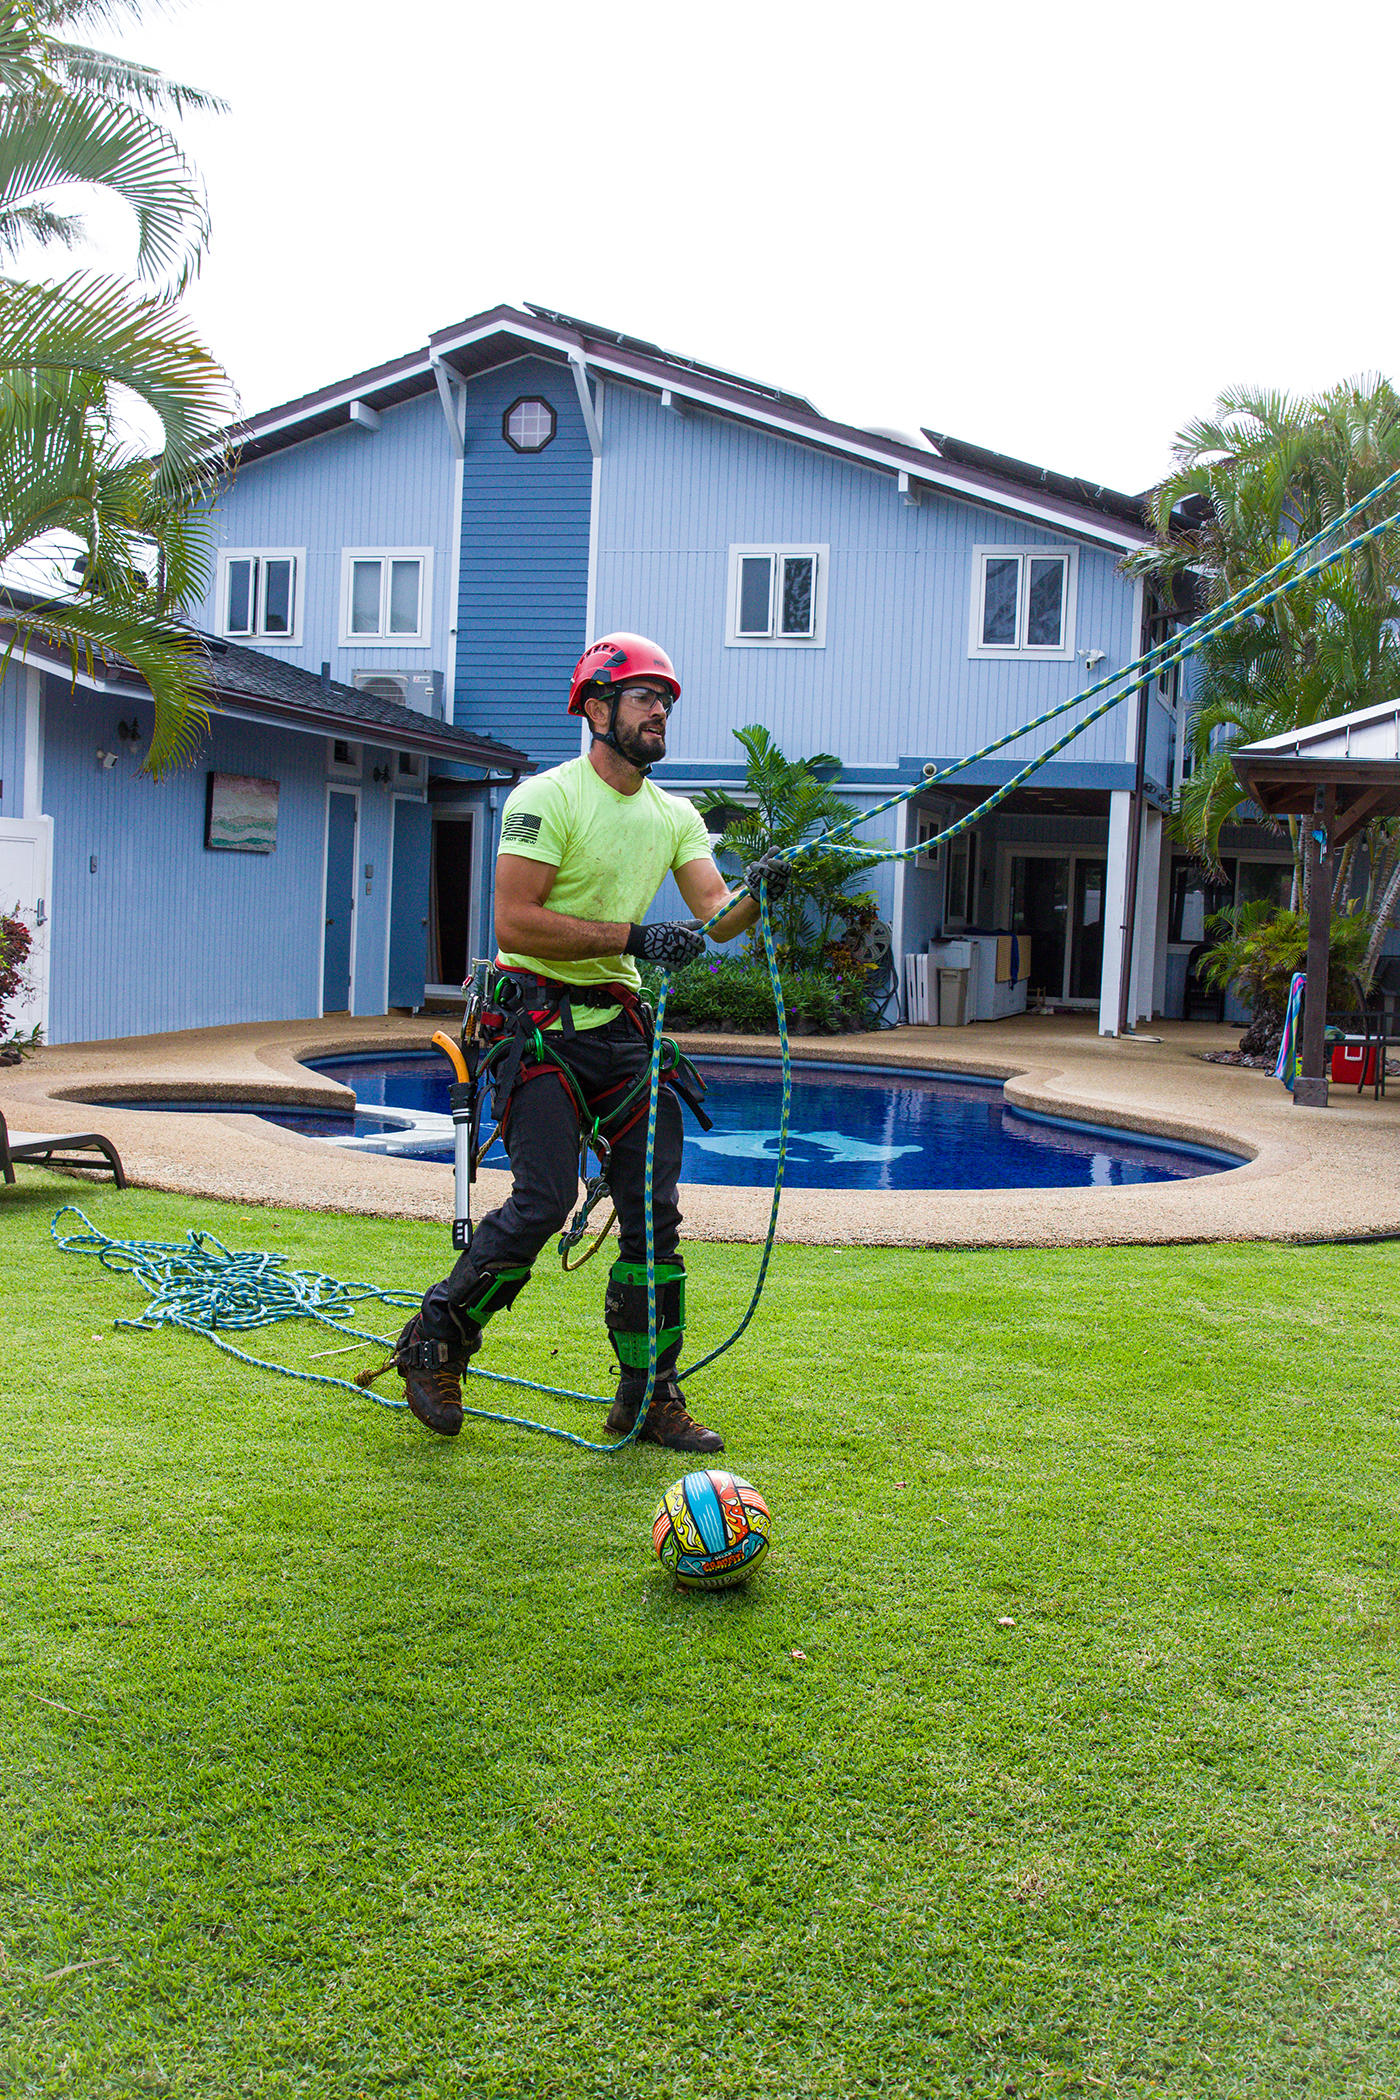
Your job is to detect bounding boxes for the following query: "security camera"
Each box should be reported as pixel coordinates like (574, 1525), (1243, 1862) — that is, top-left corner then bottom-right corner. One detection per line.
(1080, 648), (1107, 670)
(97, 748), (118, 768)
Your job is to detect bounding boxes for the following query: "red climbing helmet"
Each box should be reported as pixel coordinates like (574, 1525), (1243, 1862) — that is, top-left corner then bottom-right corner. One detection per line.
(568, 632), (681, 715)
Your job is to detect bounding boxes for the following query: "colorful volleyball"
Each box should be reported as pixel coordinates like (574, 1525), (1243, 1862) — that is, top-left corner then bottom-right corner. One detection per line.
(651, 1470), (772, 1591)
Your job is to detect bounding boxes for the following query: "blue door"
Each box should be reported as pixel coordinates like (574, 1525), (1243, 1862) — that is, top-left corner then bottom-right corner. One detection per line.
(387, 799), (432, 1007)
(322, 791), (357, 1012)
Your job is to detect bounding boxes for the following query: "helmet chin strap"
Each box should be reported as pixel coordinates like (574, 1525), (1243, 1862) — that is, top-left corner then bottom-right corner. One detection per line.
(592, 689), (653, 776)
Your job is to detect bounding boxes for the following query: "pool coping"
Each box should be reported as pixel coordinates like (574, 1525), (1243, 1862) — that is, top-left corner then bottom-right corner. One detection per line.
(2, 1010), (1397, 1248)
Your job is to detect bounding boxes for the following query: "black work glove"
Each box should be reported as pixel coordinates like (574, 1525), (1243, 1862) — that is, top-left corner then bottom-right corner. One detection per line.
(744, 851), (792, 903)
(624, 920), (707, 969)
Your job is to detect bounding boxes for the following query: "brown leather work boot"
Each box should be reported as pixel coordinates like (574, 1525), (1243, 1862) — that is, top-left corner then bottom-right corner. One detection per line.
(393, 1314), (468, 1437)
(606, 1373), (724, 1454)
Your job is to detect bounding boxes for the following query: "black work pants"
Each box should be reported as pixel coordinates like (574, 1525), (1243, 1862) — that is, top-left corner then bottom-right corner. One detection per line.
(419, 1013), (685, 1344)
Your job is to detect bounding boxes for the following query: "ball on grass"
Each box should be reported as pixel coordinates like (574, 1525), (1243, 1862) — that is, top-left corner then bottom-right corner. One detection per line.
(652, 1469), (772, 1590)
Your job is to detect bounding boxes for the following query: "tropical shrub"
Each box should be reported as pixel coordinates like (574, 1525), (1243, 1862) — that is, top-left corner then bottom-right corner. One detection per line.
(640, 955), (851, 1035)
(1199, 900), (1370, 1020)
(0, 909), (35, 1053)
(692, 725), (883, 970)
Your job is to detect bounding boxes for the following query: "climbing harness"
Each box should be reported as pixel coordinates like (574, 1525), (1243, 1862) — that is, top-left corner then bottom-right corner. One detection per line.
(51, 470), (1400, 1451)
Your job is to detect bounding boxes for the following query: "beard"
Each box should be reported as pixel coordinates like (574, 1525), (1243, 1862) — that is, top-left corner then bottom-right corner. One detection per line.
(610, 717), (667, 770)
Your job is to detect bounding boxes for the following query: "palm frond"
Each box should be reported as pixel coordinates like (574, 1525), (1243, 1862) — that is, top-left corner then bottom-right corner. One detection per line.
(0, 87), (208, 282)
(37, 40), (226, 118)
(0, 272), (235, 489)
(0, 195), (84, 255)
(8, 592), (212, 773)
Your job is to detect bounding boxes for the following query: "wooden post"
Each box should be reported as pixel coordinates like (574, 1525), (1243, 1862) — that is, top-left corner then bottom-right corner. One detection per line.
(1294, 783), (1335, 1108)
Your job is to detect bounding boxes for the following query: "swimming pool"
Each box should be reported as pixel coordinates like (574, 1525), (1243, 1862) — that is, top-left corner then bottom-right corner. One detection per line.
(290, 1050), (1243, 1191)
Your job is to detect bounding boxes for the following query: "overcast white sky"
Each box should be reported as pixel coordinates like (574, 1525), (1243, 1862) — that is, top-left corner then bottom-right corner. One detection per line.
(70, 0), (1400, 494)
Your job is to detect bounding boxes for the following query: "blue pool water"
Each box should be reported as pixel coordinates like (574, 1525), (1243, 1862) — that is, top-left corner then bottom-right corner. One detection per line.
(300, 1051), (1242, 1191)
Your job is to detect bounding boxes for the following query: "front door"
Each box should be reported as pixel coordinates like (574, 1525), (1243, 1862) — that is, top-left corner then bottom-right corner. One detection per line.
(322, 791), (357, 1013)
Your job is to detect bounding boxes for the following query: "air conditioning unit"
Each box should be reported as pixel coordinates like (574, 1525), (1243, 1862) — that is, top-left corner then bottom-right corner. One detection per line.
(352, 669), (444, 719)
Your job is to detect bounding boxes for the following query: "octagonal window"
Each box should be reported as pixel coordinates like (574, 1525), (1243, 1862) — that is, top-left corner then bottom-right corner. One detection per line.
(504, 396), (557, 452)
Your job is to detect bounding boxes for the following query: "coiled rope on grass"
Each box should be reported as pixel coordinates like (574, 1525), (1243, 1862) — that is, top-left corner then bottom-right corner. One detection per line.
(51, 473), (1400, 1450)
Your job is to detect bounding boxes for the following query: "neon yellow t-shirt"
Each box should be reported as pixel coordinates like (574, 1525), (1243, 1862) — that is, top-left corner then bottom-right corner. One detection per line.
(496, 756), (715, 1026)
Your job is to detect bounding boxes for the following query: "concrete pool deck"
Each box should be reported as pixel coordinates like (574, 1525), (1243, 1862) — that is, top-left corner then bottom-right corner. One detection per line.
(4, 1011), (1398, 1249)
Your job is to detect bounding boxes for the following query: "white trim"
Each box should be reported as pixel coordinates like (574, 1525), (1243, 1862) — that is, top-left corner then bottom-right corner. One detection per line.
(320, 785), (360, 1018)
(431, 357), (466, 459)
(339, 547), (434, 648)
(22, 664), (43, 817)
(445, 449), (465, 720)
(240, 317), (1149, 553)
(215, 547), (305, 644)
(725, 543), (828, 649)
(569, 352), (602, 457)
(584, 377), (604, 644)
(348, 399), (381, 433)
(968, 545), (1078, 661)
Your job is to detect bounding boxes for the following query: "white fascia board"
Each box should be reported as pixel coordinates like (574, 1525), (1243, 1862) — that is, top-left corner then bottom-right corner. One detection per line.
(243, 312), (1149, 554)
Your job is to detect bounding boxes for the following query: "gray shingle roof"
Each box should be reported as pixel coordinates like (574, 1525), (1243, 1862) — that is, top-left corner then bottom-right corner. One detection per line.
(202, 636), (532, 770)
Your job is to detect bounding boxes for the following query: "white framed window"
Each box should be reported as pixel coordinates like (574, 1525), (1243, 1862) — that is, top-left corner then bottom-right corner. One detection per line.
(327, 738), (361, 780)
(217, 548), (304, 643)
(726, 544), (827, 648)
(339, 547), (433, 647)
(968, 545), (1077, 660)
(396, 749), (425, 784)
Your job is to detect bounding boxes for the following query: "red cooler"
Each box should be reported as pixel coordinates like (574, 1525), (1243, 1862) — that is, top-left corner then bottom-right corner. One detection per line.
(1331, 1040), (1381, 1085)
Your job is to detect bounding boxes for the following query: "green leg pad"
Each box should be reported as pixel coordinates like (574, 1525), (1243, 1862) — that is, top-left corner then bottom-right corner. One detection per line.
(604, 1258), (685, 1372)
(460, 1265), (532, 1327)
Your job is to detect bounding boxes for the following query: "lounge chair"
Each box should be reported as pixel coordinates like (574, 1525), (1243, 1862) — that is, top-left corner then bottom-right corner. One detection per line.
(0, 1108), (127, 1187)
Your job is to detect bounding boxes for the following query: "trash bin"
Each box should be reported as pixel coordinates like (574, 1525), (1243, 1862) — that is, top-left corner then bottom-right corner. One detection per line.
(937, 967), (969, 1026)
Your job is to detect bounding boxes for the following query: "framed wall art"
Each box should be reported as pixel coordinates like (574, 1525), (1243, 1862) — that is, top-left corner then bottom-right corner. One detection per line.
(205, 772), (279, 853)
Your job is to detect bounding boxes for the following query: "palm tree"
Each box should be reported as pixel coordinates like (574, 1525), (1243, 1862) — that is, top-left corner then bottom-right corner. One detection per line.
(1127, 378), (1400, 980)
(0, 0), (234, 772)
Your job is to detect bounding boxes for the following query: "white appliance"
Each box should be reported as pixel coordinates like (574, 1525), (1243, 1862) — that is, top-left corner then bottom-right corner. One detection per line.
(927, 935), (1029, 1022)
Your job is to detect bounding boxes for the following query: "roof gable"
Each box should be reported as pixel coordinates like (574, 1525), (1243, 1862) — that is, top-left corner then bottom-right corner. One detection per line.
(228, 303), (1152, 552)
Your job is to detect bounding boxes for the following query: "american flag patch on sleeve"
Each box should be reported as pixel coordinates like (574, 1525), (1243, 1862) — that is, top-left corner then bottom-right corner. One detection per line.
(501, 810), (542, 844)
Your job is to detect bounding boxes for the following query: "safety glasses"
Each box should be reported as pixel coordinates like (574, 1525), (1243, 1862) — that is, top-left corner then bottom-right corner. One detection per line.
(616, 683), (676, 717)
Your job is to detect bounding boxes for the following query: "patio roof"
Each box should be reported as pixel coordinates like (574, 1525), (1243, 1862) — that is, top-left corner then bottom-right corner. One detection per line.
(1232, 697), (1400, 845)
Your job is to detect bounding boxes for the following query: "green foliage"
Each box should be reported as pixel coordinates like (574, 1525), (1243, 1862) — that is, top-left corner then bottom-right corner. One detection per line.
(0, 905), (31, 1040)
(0, 1), (234, 773)
(641, 951), (853, 1033)
(1127, 378), (1400, 980)
(693, 724), (883, 967)
(1200, 899), (1370, 1014)
(5, 1176), (1400, 2095)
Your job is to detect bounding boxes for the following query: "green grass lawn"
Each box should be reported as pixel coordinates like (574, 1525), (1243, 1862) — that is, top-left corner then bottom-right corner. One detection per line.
(1, 1171), (1398, 2099)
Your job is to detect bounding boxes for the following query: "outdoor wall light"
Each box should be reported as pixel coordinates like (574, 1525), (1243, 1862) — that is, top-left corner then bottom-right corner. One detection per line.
(371, 761), (392, 784)
(117, 718), (142, 748)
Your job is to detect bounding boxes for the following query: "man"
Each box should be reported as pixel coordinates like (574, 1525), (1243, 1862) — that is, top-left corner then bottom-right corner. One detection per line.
(390, 632), (787, 1452)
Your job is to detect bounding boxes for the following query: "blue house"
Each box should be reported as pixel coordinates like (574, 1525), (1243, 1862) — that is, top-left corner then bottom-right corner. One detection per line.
(0, 301), (1294, 1047)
